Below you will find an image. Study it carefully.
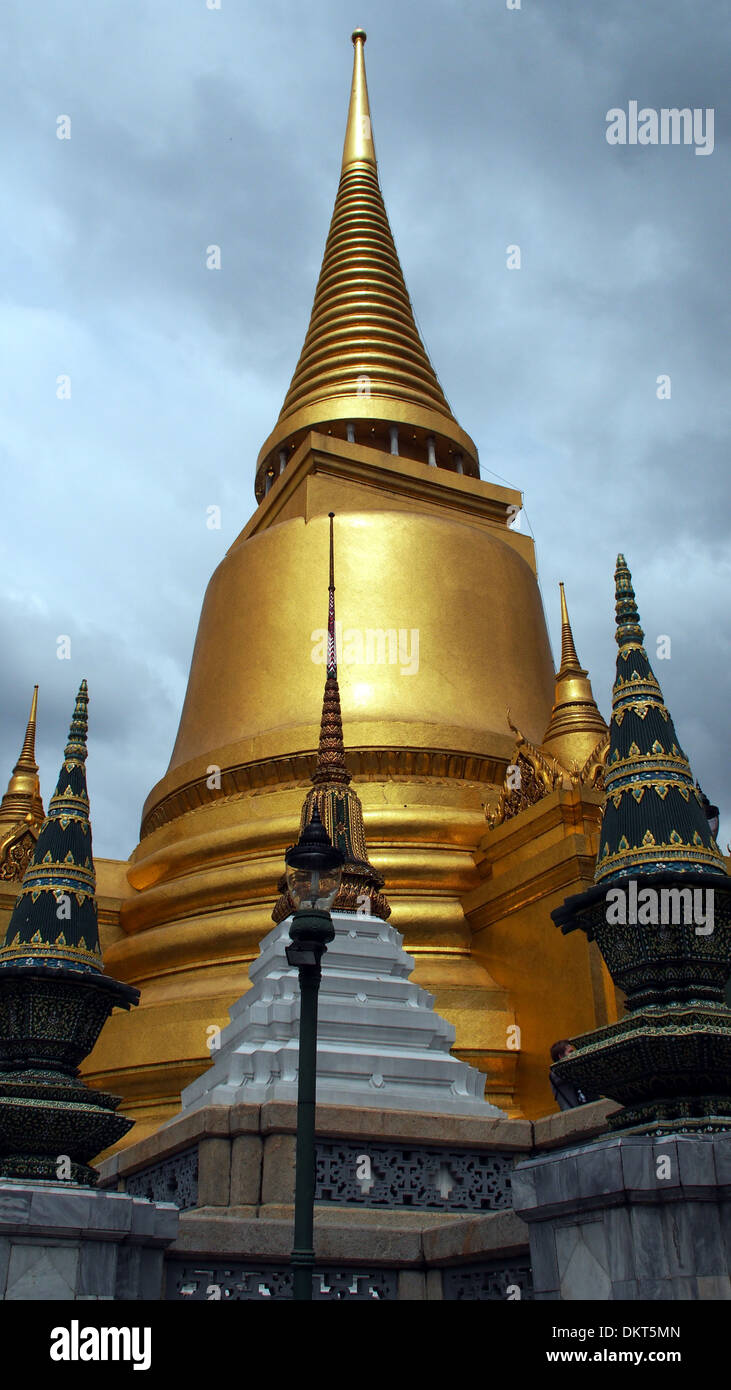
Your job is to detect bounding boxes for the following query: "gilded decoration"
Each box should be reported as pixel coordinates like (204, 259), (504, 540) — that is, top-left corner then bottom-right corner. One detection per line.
(487, 585), (610, 828)
(0, 686), (45, 878)
(485, 724), (561, 829)
(0, 825), (38, 883)
(486, 621), (609, 834)
(485, 721), (609, 829)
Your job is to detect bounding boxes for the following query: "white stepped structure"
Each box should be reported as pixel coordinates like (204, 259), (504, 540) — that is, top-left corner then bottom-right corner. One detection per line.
(178, 911), (504, 1117)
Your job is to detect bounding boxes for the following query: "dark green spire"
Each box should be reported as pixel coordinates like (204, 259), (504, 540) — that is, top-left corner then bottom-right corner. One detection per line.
(0, 680), (103, 973)
(596, 556), (726, 883)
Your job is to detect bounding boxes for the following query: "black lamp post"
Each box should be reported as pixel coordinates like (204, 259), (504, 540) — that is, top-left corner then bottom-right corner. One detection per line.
(284, 805), (343, 1300)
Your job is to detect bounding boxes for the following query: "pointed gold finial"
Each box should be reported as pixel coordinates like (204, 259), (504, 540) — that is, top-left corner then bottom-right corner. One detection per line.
(0, 686), (44, 830)
(18, 684), (39, 763)
(542, 586), (607, 770)
(558, 581), (583, 674)
(0, 686), (45, 877)
(342, 29), (376, 171)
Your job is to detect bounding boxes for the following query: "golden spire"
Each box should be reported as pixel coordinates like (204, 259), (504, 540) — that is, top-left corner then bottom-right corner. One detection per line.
(542, 584), (607, 770)
(557, 581), (582, 673)
(255, 30), (479, 497)
(0, 686), (44, 833)
(341, 29), (376, 171)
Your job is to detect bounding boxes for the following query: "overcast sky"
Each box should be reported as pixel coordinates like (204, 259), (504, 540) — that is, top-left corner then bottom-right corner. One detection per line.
(1, 0), (728, 860)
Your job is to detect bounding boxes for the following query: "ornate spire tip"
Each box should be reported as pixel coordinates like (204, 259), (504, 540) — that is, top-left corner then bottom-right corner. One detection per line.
(557, 582), (583, 674)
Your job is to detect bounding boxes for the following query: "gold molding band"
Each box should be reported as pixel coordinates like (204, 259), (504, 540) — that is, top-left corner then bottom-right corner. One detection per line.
(141, 746), (508, 840)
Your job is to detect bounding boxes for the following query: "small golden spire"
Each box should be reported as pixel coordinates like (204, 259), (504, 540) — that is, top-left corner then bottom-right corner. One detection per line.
(558, 581), (582, 674)
(542, 586), (607, 770)
(0, 685), (45, 832)
(341, 29), (376, 171)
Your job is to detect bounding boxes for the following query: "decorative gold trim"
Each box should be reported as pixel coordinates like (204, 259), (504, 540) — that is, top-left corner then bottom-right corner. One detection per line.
(0, 942), (103, 970)
(486, 715), (608, 829)
(0, 824), (40, 883)
(485, 712), (563, 828)
(141, 745), (508, 840)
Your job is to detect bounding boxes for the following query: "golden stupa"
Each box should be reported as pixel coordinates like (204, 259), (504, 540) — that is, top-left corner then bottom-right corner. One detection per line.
(0, 686), (45, 884)
(0, 32), (620, 1141)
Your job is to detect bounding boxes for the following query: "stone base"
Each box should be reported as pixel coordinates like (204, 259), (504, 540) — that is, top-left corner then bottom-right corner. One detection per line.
(512, 1132), (731, 1300)
(0, 1181), (179, 1300)
(96, 1097), (621, 1299)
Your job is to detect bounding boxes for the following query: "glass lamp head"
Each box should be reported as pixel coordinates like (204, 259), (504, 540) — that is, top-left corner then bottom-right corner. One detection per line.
(284, 805), (344, 912)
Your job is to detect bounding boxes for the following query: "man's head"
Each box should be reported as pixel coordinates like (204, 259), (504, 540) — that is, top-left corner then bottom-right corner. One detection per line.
(550, 1039), (576, 1063)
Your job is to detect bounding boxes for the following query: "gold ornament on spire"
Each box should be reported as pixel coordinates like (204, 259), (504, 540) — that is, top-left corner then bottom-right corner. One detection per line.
(341, 30), (376, 171)
(487, 587), (608, 827)
(255, 30), (479, 496)
(557, 581), (581, 671)
(0, 685), (45, 882)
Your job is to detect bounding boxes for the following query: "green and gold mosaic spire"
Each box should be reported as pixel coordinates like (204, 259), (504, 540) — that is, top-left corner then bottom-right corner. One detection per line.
(595, 556), (726, 884)
(0, 680), (103, 973)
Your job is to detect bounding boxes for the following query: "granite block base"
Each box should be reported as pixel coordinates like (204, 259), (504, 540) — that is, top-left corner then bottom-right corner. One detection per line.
(512, 1133), (731, 1301)
(0, 1180), (179, 1300)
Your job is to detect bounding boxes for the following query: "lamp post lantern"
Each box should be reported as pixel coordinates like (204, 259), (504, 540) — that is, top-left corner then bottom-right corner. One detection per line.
(284, 804), (343, 1300)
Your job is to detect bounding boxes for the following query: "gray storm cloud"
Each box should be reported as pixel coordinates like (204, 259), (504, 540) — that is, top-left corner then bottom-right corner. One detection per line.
(1, 0), (728, 857)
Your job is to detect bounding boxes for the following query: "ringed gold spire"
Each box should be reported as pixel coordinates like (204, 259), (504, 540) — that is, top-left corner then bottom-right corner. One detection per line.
(542, 583), (608, 771)
(255, 29), (479, 497)
(557, 581), (581, 673)
(0, 685), (44, 829)
(0, 686), (45, 881)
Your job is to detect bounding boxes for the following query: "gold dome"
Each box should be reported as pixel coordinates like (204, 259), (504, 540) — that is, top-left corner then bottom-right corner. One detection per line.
(255, 29), (478, 497)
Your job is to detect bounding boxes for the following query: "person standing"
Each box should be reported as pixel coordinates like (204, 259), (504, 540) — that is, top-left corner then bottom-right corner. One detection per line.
(549, 1039), (591, 1110)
